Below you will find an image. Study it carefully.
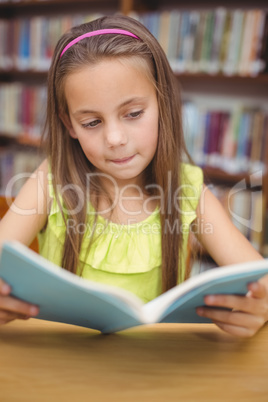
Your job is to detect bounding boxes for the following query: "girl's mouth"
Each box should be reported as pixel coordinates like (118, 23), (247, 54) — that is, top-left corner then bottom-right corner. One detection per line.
(110, 154), (136, 165)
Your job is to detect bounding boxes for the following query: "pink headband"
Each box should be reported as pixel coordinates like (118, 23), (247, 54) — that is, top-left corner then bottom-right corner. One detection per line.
(60, 29), (140, 58)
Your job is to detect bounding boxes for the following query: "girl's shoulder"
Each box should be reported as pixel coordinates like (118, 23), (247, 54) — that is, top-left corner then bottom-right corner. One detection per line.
(180, 163), (204, 224)
(181, 162), (203, 187)
(38, 158), (53, 207)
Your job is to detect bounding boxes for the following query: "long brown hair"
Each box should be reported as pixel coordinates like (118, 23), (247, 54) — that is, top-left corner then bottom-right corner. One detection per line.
(43, 14), (190, 293)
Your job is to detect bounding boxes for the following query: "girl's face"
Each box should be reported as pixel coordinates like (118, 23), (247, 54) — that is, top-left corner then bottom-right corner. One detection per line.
(64, 57), (159, 189)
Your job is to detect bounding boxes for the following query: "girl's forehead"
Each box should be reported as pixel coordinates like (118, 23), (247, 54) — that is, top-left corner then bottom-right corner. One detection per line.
(64, 57), (157, 113)
(65, 55), (155, 86)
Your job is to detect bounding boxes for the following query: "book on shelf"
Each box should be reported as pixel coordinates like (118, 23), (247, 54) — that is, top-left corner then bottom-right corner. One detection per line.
(0, 241), (268, 333)
(0, 148), (13, 196)
(223, 9), (244, 76)
(250, 191), (264, 250)
(193, 11), (207, 73)
(182, 101), (268, 174)
(236, 109), (250, 163)
(261, 117), (268, 165)
(175, 11), (190, 73)
(261, 13), (268, 74)
(0, 13), (104, 71)
(0, 8), (267, 76)
(250, 111), (265, 164)
(219, 10), (232, 69)
(209, 8), (226, 74)
(210, 181), (264, 252)
(131, 8), (268, 76)
(158, 11), (170, 57)
(0, 147), (42, 196)
(18, 18), (30, 71)
(237, 11), (253, 76)
(200, 10), (214, 73)
(0, 83), (46, 139)
(230, 189), (251, 238)
(185, 11), (200, 73)
(249, 10), (266, 76)
(167, 10), (180, 68)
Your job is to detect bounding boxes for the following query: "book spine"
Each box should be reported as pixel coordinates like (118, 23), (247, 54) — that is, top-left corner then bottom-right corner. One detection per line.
(158, 11), (170, 55)
(18, 18), (30, 70)
(250, 111), (265, 164)
(210, 184), (264, 252)
(259, 12), (268, 74)
(250, 10), (267, 76)
(0, 82), (46, 140)
(194, 107), (207, 166)
(0, 20), (4, 69)
(2, 8), (267, 76)
(30, 16), (40, 70)
(200, 11), (214, 73)
(182, 99), (268, 175)
(223, 10), (244, 76)
(209, 8), (227, 74)
(184, 11), (200, 73)
(167, 11), (181, 69)
(249, 190), (264, 251)
(217, 112), (228, 155)
(0, 148), (14, 197)
(191, 11), (206, 73)
(175, 11), (190, 73)
(1, 19), (14, 69)
(238, 11), (256, 76)
(236, 110), (251, 171)
(261, 115), (268, 165)
(0, 148), (43, 196)
(219, 10), (232, 72)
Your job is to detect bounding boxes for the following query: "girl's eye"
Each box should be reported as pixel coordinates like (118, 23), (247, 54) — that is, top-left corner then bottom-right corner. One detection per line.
(82, 119), (101, 128)
(127, 110), (144, 119)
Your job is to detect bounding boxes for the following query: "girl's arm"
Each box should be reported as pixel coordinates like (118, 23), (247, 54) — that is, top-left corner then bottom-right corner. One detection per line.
(194, 185), (268, 337)
(0, 158), (50, 324)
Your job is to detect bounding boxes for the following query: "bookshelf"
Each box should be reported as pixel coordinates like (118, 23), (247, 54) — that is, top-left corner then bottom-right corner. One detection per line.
(129, 0), (268, 254)
(0, 0), (267, 254)
(0, 0), (129, 197)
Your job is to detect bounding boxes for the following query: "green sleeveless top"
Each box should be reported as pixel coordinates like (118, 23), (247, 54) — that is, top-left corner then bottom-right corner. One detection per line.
(38, 163), (203, 303)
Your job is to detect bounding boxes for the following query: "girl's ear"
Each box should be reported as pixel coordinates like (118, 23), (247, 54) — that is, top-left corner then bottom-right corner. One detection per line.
(59, 113), (77, 139)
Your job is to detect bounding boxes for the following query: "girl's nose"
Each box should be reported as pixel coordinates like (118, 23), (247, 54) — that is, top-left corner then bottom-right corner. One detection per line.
(104, 122), (127, 147)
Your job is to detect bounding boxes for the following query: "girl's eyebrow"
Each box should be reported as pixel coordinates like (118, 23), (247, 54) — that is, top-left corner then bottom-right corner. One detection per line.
(73, 96), (147, 116)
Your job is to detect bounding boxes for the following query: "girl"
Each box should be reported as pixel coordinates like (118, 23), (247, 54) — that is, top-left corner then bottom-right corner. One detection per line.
(0, 15), (267, 337)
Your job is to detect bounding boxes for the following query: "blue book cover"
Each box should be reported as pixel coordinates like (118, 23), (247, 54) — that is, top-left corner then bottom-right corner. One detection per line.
(19, 19), (30, 69)
(236, 111), (249, 160)
(176, 11), (190, 71)
(0, 242), (268, 333)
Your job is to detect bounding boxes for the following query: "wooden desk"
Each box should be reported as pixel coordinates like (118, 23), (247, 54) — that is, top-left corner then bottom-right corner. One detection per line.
(0, 320), (268, 401)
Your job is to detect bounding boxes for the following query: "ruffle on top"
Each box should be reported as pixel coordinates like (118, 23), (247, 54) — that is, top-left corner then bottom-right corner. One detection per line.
(38, 163), (203, 276)
(45, 199), (161, 274)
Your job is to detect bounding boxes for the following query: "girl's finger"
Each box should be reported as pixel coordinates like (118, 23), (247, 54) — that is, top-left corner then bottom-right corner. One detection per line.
(213, 321), (257, 338)
(247, 282), (267, 299)
(0, 279), (11, 295)
(0, 310), (30, 322)
(203, 294), (265, 316)
(0, 295), (39, 317)
(196, 307), (265, 337)
(196, 306), (264, 328)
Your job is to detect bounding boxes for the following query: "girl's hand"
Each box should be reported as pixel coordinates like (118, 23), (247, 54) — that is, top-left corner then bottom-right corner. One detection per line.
(0, 278), (39, 325)
(196, 281), (268, 337)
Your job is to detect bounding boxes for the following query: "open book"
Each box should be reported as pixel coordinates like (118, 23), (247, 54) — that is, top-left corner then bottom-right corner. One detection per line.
(0, 241), (268, 333)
